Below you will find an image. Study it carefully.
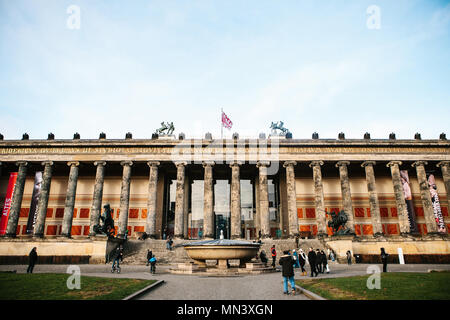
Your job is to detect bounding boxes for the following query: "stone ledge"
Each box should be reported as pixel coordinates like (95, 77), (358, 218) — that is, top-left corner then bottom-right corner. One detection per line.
(122, 280), (165, 300)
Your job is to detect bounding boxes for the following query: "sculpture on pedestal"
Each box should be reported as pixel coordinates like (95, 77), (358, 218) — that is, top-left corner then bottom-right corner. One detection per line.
(155, 122), (175, 135)
(93, 203), (115, 238)
(270, 121), (290, 136)
(326, 210), (351, 235)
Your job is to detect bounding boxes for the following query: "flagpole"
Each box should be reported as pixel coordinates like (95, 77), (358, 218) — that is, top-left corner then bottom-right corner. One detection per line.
(221, 107), (223, 139)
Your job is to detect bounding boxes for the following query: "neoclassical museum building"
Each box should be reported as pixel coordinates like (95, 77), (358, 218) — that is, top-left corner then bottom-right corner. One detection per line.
(0, 131), (449, 263)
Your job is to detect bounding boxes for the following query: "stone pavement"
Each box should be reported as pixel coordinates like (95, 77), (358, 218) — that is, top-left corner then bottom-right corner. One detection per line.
(1, 262), (449, 300)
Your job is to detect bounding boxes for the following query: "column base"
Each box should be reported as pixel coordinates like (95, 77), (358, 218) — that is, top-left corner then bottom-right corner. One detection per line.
(59, 234), (72, 239)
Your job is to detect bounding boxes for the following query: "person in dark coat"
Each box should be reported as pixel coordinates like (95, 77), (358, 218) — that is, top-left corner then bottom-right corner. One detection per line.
(380, 248), (389, 272)
(321, 250), (328, 274)
(27, 247), (38, 273)
(259, 250), (268, 266)
(146, 249), (153, 266)
(346, 250), (352, 265)
(308, 248), (318, 277)
(279, 250), (296, 295)
(316, 249), (323, 273)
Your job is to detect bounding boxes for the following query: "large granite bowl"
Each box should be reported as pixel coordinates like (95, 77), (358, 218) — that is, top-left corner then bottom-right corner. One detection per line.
(183, 239), (261, 266)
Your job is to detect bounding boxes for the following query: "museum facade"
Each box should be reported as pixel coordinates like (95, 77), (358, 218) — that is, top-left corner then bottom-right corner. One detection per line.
(0, 132), (449, 245)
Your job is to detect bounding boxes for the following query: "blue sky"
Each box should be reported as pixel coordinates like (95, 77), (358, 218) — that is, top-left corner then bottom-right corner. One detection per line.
(0, 0), (449, 140)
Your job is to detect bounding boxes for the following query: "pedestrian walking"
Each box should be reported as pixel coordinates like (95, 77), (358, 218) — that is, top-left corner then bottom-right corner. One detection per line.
(292, 249), (300, 268)
(380, 248), (389, 272)
(299, 249), (307, 276)
(321, 250), (329, 274)
(146, 249), (153, 266)
(111, 245), (123, 273)
(279, 250), (297, 295)
(330, 250), (335, 262)
(27, 247), (38, 274)
(316, 249), (323, 273)
(346, 250), (352, 265)
(308, 248), (318, 277)
(271, 245), (277, 269)
(149, 256), (157, 274)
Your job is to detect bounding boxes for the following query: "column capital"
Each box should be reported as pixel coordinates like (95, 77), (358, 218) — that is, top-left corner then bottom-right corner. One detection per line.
(361, 161), (376, 168)
(437, 161), (450, 168)
(202, 161), (215, 168)
(94, 160), (107, 167)
(147, 161), (160, 167)
(15, 161), (28, 167)
(309, 160), (324, 168)
(67, 161), (80, 167)
(175, 161), (187, 168)
(256, 161), (271, 168)
(387, 161), (402, 168)
(229, 161), (243, 168)
(411, 161), (428, 168)
(120, 160), (133, 167)
(283, 160), (297, 168)
(41, 161), (54, 166)
(335, 161), (350, 168)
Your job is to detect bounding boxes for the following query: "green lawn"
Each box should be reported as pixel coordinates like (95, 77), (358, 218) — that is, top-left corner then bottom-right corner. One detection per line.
(0, 273), (156, 300)
(296, 272), (450, 300)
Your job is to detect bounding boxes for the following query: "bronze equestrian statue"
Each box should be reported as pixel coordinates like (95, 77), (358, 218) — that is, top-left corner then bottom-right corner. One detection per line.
(326, 210), (352, 235)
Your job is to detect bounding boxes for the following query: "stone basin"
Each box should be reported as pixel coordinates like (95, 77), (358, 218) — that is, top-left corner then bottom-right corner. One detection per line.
(183, 239), (261, 268)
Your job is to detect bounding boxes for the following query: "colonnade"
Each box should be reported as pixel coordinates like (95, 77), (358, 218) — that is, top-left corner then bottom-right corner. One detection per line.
(2, 160), (449, 239)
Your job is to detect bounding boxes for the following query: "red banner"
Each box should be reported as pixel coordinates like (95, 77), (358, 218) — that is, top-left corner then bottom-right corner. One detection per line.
(0, 173), (18, 235)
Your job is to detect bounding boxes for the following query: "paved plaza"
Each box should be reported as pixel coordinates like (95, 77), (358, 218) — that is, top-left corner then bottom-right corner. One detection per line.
(1, 262), (449, 300)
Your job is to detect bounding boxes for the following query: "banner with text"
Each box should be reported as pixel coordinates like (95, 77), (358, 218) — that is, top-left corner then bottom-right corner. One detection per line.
(0, 172), (18, 235)
(400, 170), (418, 233)
(428, 174), (446, 233)
(26, 171), (43, 234)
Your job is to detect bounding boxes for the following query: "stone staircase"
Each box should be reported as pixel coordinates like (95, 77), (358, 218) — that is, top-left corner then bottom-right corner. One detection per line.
(120, 239), (191, 265)
(119, 238), (335, 265)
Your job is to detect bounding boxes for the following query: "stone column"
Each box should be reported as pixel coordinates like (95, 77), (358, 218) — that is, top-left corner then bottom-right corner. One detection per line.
(437, 161), (450, 211)
(387, 161), (410, 234)
(146, 161), (160, 238)
(33, 161), (54, 238)
(61, 161), (80, 238)
(202, 161), (215, 239)
(412, 161), (438, 234)
(117, 161), (133, 238)
(283, 161), (299, 238)
(257, 161), (271, 238)
(230, 161), (242, 239)
(309, 161), (327, 237)
(174, 162), (187, 239)
(336, 161), (355, 234)
(89, 161), (106, 237)
(5, 161), (28, 237)
(361, 161), (383, 236)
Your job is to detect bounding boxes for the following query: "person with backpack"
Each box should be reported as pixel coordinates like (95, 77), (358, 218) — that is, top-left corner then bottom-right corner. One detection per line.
(279, 250), (297, 295)
(149, 255), (157, 274)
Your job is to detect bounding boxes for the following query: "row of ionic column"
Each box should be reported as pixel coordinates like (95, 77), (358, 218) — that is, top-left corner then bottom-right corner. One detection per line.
(2, 159), (449, 239)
